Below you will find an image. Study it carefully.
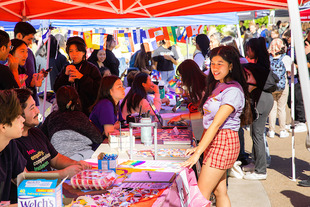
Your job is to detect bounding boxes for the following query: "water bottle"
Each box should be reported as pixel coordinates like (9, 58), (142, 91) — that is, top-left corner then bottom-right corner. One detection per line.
(159, 81), (165, 99)
(140, 114), (152, 145)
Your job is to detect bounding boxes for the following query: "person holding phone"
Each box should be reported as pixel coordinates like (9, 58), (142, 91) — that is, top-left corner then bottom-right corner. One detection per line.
(121, 72), (162, 119)
(54, 36), (101, 116)
(10, 39), (44, 88)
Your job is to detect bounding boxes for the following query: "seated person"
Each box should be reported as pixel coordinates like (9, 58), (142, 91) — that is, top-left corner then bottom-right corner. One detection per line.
(0, 30), (21, 89)
(121, 72), (161, 119)
(10, 39), (44, 88)
(89, 76), (125, 138)
(14, 88), (91, 179)
(40, 86), (103, 160)
(0, 89), (26, 202)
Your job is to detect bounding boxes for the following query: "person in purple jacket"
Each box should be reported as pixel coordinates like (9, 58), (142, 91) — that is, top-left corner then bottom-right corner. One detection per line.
(90, 76), (125, 139)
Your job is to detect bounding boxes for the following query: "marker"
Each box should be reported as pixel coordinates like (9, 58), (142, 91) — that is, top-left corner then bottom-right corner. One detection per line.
(147, 171), (152, 179)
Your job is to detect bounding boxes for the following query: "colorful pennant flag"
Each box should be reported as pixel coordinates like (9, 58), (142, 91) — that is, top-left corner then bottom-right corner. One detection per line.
(67, 30), (84, 39)
(83, 31), (92, 48)
(147, 28), (164, 42)
(92, 33), (107, 50)
(150, 69), (162, 81)
(117, 32), (135, 53)
(143, 37), (158, 52)
(162, 26), (177, 46)
(186, 25), (204, 37)
(177, 27), (187, 43)
(168, 76), (179, 87)
(42, 29), (49, 44)
(125, 33), (135, 52)
(132, 29), (147, 45)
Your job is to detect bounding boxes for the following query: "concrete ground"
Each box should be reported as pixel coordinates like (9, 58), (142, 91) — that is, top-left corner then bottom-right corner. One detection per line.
(227, 123), (310, 207)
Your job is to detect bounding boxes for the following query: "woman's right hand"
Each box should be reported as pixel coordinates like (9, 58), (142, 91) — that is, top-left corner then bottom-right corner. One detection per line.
(185, 147), (197, 156)
(151, 83), (159, 94)
(167, 115), (182, 124)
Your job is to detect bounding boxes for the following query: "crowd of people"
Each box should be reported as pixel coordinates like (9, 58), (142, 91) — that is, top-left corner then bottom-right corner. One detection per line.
(1, 20), (310, 205)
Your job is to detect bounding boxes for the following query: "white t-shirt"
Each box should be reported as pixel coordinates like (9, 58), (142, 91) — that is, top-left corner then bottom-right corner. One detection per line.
(193, 52), (205, 70)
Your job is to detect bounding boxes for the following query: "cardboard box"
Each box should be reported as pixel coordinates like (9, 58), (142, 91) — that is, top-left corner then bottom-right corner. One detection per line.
(17, 173), (66, 207)
(98, 158), (117, 172)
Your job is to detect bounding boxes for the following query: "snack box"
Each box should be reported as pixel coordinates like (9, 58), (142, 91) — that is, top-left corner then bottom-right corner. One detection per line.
(17, 173), (65, 207)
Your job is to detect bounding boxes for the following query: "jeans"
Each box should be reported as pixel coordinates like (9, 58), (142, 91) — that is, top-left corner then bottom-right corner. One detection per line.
(251, 91), (274, 174)
(159, 70), (175, 85)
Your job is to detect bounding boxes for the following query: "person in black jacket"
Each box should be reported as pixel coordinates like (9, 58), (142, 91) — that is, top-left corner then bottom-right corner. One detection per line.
(104, 35), (120, 76)
(54, 36), (101, 116)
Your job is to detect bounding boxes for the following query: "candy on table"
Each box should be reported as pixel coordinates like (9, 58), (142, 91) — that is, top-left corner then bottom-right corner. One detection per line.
(71, 170), (117, 190)
(72, 187), (163, 206)
(97, 153), (118, 160)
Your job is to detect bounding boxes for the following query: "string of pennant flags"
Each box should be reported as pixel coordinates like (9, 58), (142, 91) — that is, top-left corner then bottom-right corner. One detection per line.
(43, 25), (205, 53)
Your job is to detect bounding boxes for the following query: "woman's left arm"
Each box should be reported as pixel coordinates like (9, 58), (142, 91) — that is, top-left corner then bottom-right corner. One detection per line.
(181, 104), (235, 168)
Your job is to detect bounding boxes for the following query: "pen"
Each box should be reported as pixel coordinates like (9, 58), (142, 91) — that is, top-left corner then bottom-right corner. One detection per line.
(147, 171), (152, 179)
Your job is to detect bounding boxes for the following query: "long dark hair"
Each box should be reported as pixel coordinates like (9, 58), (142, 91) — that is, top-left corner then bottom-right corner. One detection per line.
(48, 35), (59, 59)
(91, 75), (120, 115)
(121, 72), (148, 113)
(199, 46), (252, 126)
(56, 86), (82, 112)
(87, 49), (100, 63)
(196, 34), (210, 58)
(177, 59), (207, 104)
(246, 37), (270, 69)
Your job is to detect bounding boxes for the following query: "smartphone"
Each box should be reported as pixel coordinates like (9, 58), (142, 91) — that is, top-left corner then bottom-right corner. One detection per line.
(172, 97), (184, 112)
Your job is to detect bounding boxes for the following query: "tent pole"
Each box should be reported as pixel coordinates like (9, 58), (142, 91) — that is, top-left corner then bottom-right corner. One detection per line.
(42, 28), (51, 121)
(237, 23), (245, 57)
(287, 0), (310, 182)
(290, 32), (296, 182)
(186, 36), (189, 59)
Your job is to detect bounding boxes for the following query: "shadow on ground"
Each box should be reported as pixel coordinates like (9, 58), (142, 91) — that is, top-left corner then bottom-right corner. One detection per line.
(281, 190), (310, 207)
(268, 155), (310, 180)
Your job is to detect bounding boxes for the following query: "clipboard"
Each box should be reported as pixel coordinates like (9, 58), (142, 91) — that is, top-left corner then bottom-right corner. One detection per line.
(123, 171), (176, 183)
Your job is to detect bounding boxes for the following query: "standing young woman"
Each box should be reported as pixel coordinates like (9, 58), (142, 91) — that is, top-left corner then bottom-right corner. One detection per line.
(182, 46), (252, 206)
(89, 76), (125, 138)
(54, 36), (102, 116)
(87, 49), (111, 77)
(243, 37), (274, 180)
(104, 35), (120, 76)
(193, 34), (210, 71)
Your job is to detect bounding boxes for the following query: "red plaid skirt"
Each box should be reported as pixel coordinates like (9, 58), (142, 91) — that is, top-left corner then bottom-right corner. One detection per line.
(203, 129), (240, 169)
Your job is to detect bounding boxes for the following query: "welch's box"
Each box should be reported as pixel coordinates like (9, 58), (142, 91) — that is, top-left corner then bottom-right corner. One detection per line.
(17, 173), (66, 207)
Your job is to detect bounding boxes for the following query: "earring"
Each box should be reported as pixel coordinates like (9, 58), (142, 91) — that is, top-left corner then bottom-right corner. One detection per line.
(229, 70), (232, 74)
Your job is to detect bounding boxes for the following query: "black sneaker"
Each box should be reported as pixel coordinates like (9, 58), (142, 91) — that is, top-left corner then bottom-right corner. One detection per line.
(298, 179), (310, 187)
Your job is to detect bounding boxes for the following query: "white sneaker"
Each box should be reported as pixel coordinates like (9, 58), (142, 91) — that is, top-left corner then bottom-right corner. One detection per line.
(242, 163), (255, 172)
(279, 130), (289, 138)
(285, 124), (291, 130)
(291, 123), (308, 133)
(267, 130), (275, 138)
(243, 172), (267, 180)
